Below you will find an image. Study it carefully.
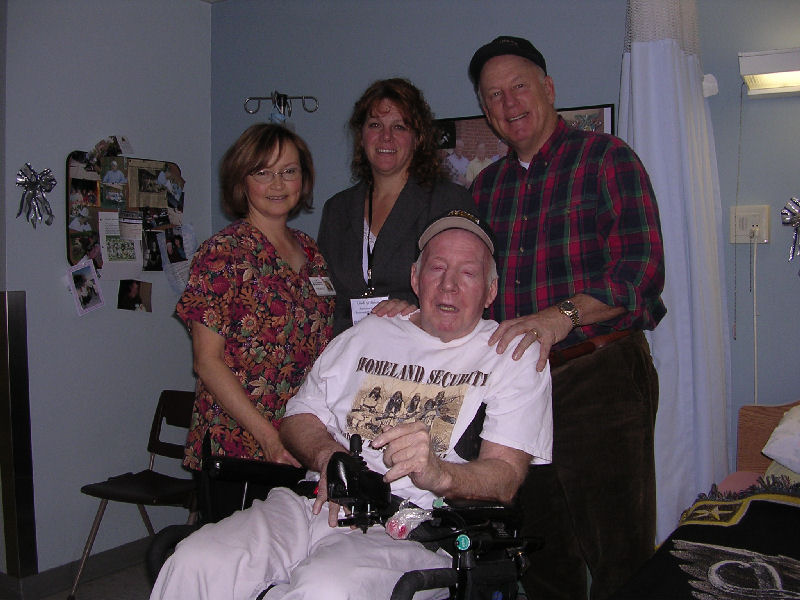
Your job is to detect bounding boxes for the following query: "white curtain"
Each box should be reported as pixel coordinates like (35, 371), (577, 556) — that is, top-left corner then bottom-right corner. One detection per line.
(619, 0), (731, 542)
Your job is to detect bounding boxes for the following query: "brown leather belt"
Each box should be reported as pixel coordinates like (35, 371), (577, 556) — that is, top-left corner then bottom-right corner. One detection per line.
(548, 330), (633, 369)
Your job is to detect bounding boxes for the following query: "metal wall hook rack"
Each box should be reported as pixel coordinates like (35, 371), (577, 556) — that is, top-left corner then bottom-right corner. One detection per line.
(243, 91), (319, 116)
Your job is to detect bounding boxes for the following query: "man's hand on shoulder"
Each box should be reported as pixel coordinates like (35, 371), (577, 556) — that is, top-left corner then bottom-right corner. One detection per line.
(489, 306), (572, 371)
(490, 294), (627, 370)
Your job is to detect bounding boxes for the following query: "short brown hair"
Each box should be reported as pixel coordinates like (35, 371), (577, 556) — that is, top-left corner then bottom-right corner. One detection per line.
(220, 123), (315, 219)
(348, 78), (441, 188)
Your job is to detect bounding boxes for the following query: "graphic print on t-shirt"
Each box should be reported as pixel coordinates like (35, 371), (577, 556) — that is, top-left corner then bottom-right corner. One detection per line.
(347, 375), (467, 455)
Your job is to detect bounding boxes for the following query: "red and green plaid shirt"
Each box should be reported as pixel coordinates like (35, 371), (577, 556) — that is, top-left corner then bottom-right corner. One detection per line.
(471, 118), (666, 349)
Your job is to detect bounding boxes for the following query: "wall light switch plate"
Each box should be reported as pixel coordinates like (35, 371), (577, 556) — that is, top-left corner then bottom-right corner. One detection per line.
(730, 204), (770, 243)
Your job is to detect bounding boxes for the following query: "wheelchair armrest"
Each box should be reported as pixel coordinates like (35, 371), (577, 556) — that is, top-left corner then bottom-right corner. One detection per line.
(204, 455), (306, 489)
(390, 568), (458, 600)
(441, 498), (523, 529)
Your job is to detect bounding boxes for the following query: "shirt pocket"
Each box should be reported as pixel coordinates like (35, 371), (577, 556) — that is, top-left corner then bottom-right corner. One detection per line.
(544, 192), (599, 240)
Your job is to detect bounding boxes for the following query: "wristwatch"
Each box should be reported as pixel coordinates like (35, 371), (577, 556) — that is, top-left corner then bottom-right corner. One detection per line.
(557, 300), (580, 329)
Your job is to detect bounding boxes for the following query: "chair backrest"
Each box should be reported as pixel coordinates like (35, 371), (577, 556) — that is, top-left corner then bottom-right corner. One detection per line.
(147, 389), (196, 461)
(737, 399), (800, 473)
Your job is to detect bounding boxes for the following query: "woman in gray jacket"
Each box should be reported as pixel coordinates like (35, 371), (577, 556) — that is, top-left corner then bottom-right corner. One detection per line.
(318, 78), (473, 336)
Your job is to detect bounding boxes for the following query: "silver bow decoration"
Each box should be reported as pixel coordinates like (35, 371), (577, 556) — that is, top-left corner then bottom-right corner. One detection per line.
(16, 162), (56, 228)
(781, 197), (800, 261)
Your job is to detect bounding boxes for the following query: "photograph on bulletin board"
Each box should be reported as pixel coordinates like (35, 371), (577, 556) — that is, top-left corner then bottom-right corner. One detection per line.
(117, 279), (152, 312)
(66, 151), (185, 272)
(435, 104), (614, 188)
(69, 260), (104, 316)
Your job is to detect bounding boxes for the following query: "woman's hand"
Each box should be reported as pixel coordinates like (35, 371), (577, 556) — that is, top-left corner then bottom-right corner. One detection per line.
(371, 298), (417, 317)
(260, 433), (302, 468)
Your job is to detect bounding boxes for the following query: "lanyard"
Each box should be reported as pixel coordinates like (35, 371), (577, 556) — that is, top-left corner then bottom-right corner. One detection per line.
(364, 184), (376, 296)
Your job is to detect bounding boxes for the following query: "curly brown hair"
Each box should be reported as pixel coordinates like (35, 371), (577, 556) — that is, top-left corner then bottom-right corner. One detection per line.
(220, 123), (315, 219)
(348, 78), (441, 188)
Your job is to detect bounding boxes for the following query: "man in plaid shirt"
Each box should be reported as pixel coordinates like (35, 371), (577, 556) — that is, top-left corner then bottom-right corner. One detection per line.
(468, 36), (666, 600)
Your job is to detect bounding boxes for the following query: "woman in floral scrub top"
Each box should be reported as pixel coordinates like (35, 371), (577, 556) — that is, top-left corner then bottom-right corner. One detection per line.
(176, 124), (334, 477)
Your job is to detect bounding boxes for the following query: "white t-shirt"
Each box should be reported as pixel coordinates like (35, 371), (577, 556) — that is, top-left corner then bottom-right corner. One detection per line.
(286, 313), (552, 508)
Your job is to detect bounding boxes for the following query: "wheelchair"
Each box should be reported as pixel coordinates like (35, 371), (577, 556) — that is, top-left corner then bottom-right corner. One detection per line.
(327, 434), (539, 600)
(147, 434), (539, 600)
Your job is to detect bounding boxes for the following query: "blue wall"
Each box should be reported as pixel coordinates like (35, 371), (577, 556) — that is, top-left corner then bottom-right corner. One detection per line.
(698, 0), (800, 419)
(3, 0), (212, 573)
(210, 0), (628, 235)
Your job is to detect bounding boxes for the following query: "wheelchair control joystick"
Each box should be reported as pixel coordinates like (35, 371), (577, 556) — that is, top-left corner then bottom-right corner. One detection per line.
(326, 434), (392, 533)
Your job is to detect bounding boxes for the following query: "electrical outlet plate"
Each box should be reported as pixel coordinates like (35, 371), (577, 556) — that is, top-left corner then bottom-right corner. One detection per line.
(730, 204), (770, 243)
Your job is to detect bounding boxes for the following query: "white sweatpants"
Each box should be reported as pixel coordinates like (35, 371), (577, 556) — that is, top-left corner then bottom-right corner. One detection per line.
(150, 487), (451, 600)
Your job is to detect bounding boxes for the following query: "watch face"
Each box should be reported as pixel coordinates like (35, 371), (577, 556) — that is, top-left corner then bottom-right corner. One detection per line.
(559, 301), (579, 326)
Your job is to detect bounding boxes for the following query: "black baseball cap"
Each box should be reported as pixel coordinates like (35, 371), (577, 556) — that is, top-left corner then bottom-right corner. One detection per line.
(468, 36), (548, 86)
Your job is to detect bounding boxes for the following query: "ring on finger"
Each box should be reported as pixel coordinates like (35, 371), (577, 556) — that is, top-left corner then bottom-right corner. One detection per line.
(530, 328), (539, 338)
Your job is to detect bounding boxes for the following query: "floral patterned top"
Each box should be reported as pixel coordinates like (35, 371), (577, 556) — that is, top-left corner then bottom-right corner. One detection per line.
(176, 220), (335, 470)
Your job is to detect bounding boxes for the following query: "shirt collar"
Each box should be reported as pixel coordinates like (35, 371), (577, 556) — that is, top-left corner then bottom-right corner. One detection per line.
(508, 116), (568, 165)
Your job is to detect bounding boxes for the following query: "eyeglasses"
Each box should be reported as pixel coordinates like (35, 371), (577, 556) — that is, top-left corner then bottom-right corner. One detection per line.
(249, 167), (300, 184)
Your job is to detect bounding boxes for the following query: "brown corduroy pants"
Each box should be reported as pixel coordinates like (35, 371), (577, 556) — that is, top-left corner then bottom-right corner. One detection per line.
(520, 331), (659, 600)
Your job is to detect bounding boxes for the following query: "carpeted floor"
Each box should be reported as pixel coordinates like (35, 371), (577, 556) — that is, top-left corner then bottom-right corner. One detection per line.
(40, 563), (151, 600)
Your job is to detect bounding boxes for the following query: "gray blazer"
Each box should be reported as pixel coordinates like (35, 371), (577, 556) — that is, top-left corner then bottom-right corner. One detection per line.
(318, 177), (474, 336)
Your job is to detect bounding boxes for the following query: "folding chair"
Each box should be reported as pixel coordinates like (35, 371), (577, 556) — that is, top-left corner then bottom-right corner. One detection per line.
(67, 389), (197, 599)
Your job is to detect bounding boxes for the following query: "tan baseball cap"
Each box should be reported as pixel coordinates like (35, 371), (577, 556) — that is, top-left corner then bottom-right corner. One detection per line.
(418, 210), (494, 255)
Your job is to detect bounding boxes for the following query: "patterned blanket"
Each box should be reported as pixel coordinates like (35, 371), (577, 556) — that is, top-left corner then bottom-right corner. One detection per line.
(609, 477), (800, 599)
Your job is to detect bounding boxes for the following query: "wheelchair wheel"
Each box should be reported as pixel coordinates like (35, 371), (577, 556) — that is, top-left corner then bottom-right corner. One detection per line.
(145, 523), (200, 584)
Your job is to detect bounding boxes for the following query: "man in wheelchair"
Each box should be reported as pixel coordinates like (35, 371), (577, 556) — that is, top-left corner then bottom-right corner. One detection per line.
(150, 210), (552, 600)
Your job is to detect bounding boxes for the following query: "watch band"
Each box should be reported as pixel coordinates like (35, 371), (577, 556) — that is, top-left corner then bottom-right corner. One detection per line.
(558, 300), (580, 328)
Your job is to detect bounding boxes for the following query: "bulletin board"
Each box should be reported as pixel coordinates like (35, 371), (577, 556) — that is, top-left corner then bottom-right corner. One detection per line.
(66, 150), (186, 274)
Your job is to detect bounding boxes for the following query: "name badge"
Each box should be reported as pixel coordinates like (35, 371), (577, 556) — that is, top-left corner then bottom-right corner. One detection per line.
(309, 276), (336, 296)
(350, 296), (389, 325)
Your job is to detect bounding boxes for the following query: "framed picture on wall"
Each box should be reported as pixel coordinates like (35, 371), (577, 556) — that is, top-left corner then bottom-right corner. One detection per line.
(435, 104), (614, 188)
